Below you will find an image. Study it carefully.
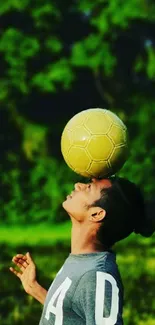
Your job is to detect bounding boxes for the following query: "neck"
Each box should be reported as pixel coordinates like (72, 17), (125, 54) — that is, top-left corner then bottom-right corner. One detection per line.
(70, 219), (107, 254)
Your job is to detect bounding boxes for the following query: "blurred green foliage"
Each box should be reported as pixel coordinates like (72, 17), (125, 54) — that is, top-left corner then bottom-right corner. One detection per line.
(1, 155), (79, 224)
(119, 98), (155, 196)
(0, 0), (155, 223)
(0, 0), (155, 95)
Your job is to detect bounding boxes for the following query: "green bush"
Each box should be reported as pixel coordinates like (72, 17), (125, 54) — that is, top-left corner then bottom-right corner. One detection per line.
(0, 155), (79, 225)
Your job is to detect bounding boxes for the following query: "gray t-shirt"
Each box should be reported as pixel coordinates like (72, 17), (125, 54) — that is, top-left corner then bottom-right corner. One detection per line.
(39, 251), (124, 325)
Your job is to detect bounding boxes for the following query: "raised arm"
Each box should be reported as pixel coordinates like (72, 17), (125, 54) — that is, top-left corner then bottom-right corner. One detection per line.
(9, 252), (47, 305)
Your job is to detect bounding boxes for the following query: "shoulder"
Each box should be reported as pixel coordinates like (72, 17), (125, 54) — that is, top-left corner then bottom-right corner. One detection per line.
(74, 252), (124, 297)
(73, 268), (120, 295)
(95, 251), (123, 281)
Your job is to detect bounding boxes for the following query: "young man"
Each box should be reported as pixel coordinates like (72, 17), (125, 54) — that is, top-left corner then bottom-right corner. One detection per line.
(10, 176), (154, 325)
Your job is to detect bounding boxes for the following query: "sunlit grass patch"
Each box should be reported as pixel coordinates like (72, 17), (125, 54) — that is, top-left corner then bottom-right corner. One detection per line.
(0, 221), (71, 246)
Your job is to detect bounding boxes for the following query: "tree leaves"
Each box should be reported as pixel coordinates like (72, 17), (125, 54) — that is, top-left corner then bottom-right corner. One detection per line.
(0, 0), (155, 198)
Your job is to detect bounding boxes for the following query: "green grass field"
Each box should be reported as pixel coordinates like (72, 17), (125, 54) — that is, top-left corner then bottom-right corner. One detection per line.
(0, 221), (72, 246)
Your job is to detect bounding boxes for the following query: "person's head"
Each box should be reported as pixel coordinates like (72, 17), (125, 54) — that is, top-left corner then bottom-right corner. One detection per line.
(62, 178), (112, 223)
(63, 176), (155, 248)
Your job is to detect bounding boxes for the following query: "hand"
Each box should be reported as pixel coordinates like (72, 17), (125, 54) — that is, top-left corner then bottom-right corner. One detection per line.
(10, 252), (37, 295)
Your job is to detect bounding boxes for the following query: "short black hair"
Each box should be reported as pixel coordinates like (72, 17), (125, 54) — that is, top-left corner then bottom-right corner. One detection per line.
(91, 176), (155, 248)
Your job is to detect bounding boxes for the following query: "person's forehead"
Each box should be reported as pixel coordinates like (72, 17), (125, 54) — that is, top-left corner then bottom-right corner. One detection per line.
(92, 178), (112, 190)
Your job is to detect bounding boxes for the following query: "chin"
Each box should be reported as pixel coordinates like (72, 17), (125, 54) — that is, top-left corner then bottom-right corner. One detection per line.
(62, 200), (67, 209)
(62, 194), (72, 209)
(62, 200), (74, 220)
(62, 199), (70, 212)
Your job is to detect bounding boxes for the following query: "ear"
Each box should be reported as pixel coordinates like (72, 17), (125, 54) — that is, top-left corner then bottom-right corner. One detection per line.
(89, 207), (106, 222)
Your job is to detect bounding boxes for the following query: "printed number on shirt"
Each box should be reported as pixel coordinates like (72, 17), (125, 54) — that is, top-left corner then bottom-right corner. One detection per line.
(45, 277), (72, 325)
(95, 272), (119, 325)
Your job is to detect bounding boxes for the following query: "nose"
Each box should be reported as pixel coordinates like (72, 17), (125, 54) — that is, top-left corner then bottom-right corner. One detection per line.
(74, 182), (85, 191)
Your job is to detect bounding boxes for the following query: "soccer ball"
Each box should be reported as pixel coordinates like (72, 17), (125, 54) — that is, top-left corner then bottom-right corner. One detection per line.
(61, 108), (129, 178)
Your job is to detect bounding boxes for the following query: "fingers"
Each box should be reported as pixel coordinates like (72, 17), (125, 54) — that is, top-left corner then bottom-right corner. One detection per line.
(12, 253), (29, 271)
(9, 267), (22, 279)
(26, 252), (34, 264)
(11, 252), (34, 273)
(10, 253), (33, 278)
(18, 258), (29, 268)
(12, 257), (28, 271)
(16, 254), (28, 260)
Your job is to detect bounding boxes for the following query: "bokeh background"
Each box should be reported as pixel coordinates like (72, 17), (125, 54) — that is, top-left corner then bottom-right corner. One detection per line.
(0, 1), (155, 324)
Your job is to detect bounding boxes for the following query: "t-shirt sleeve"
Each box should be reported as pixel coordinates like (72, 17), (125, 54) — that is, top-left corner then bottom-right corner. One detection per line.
(72, 270), (121, 325)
